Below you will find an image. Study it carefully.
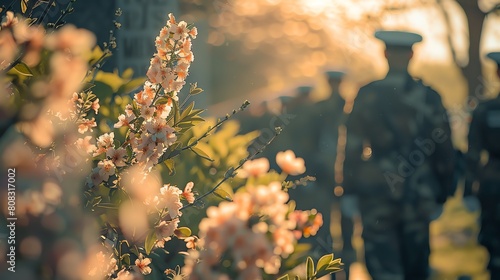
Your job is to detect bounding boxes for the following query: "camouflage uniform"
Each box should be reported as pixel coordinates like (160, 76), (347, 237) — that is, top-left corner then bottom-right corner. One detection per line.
(344, 72), (455, 280)
(465, 95), (500, 279)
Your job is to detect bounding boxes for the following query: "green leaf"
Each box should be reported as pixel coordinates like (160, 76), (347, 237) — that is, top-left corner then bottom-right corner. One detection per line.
(316, 254), (334, 274)
(118, 77), (146, 95)
(214, 188), (233, 202)
(190, 146), (213, 162)
(155, 97), (171, 105)
(21, 0), (29, 13)
(180, 101), (195, 121)
(277, 275), (290, 280)
(173, 100), (180, 125)
(121, 253), (131, 266)
(163, 158), (175, 175)
(122, 68), (134, 80)
(306, 256), (315, 280)
(12, 62), (33, 77)
(145, 230), (157, 255)
(174, 227), (192, 239)
(326, 258), (343, 271)
(187, 137), (197, 147)
(189, 87), (204, 95)
(94, 71), (123, 92)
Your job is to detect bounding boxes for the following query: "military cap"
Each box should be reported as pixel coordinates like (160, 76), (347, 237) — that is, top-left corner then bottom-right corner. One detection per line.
(486, 51), (500, 65)
(278, 95), (294, 104)
(324, 70), (345, 79)
(375, 30), (423, 48)
(296, 85), (313, 96)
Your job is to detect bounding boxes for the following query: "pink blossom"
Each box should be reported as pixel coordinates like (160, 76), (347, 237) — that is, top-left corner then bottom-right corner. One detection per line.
(135, 253), (152, 275)
(87, 167), (105, 187)
(78, 118), (97, 134)
(240, 158), (270, 178)
(114, 113), (135, 129)
(94, 132), (115, 156)
(157, 184), (183, 218)
(75, 136), (97, 155)
(155, 102), (172, 119)
(1, 11), (18, 28)
(92, 98), (100, 114)
(182, 182), (195, 204)
(185, 236), (197, 249)
(276, 150), (306, 175)
(155, 219), (180, 248)
(140, 106), (155, 121)
(98, 159), (116, 179)
(106, 147), (127, 167)
(188, 27), (198, 39)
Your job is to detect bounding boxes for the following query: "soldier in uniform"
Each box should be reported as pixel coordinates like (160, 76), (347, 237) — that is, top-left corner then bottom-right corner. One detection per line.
(311, 70), (357, 280)
(465, 51), (500, 280)
(344, 30), (455, 280)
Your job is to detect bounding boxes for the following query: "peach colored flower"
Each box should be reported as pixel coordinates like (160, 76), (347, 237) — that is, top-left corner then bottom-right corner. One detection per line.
(44, 25), (96, 56)
(185, 236), (197, 249)
(155, 219), (180, 248)
(304, 212), (323, 238)
(75, 136), (97, 155)
(155, 102), (172, 119)
(135, 254), (152, 275)
(87, 167), (105, 186)
(91, 98), (100, 114)
(188, 27), (198, 39)
(241, 158), (269, 178)
(106, 147), (127, 167)
(98, 159), (116, 179)
(276, 150), (306, 175)
(182, 182), (195, 204)
(0, 29), (18, 69)
(114, 113), (135, 129)
(114, 269), (133, 280)
(1, 11), (18, 28)
(87, 251), (118, 277)
(78, 118), (97, 134)
(94, 132), (115, 156)
(170, 21), (189, 40)
(157, 184), (183, 218)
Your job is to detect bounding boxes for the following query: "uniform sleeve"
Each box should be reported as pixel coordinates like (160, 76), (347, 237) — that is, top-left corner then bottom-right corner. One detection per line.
(343, 92), (368, 194)
(464, 106), (483, 196)
(427, 88), (457, 200)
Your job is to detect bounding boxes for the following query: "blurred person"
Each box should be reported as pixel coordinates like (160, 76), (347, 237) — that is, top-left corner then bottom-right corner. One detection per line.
(310, 70), (358, 280)
(465, 51), (500, 280)
(344, 30), (455, 280)
(264, 86), (315, 172)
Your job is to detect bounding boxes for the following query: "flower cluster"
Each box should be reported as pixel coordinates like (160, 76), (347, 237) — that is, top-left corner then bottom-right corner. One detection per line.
(86, 14), (198, 189)
(182, 153), (320, 279)
(1, 12), (96, 148)
(183, 181), (322, 279)
(0, 8), (342, 279)
(147, 13), (197, 101)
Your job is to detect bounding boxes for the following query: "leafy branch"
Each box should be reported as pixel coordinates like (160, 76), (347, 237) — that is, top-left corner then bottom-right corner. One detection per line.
(179, 123), (281, 211)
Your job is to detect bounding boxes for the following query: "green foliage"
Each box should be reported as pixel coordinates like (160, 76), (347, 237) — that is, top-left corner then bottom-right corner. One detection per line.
(278, 254), (343, 280)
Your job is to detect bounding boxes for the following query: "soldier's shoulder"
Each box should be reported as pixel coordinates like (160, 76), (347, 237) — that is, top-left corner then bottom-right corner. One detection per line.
(475, 98), (500, 113)
(356, 80), (385, 98)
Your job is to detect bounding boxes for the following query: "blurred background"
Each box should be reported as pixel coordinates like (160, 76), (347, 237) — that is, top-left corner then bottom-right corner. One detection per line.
(6, 0), (498, 279)
(44, 0), (500, 151)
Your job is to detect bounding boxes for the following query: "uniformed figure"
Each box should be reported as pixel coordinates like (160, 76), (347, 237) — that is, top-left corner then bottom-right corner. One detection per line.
(310, 70), (357, 280)
(465, 51), (500, 280)
(266, 87), (316, 172)
(344, 30), (455, 280)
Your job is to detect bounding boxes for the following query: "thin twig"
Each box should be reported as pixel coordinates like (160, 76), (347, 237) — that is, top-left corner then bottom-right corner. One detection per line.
(179, 126), (280, 212)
